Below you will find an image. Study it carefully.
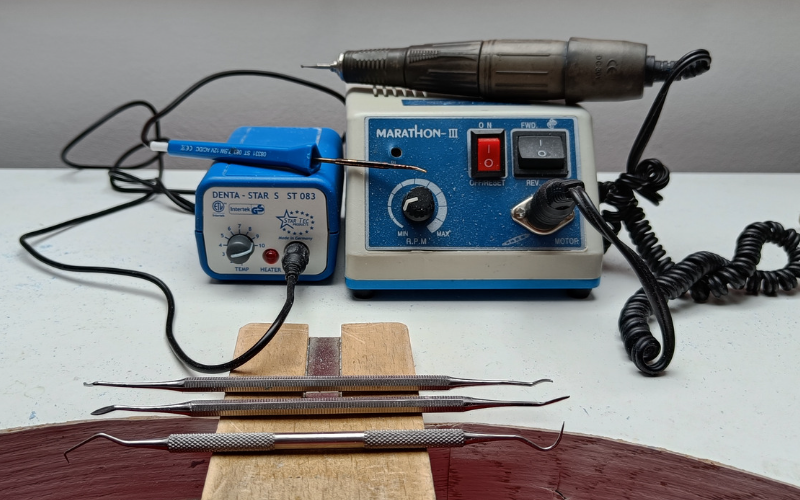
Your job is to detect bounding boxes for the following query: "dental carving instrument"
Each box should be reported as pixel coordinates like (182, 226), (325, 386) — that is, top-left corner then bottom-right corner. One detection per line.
(85, 375), (552, 393)
(91, 394), (569, 417)
(64, 425), (565, 462)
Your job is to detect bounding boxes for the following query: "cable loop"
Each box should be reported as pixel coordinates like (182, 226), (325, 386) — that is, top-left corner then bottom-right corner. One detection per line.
(61, 101), (161, 171)
(705, 222), (800, 296)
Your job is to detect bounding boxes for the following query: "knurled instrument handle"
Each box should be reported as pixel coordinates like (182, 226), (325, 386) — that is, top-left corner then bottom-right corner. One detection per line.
(166, 429), (467, 453)
(182, 375), (450, 392)
(188, 396), (465, 416)
(168, 432), (276, 453)
(363, 429), (466, 449)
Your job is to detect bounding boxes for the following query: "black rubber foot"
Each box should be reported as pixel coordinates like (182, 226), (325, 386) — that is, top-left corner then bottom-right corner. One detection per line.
(351, 289), (375, 300)
(566, 288), (592, 299)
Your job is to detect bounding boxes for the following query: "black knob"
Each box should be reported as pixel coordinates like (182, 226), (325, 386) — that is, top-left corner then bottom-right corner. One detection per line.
(401, 186), (436, 223)
(226, 234), (255, 264)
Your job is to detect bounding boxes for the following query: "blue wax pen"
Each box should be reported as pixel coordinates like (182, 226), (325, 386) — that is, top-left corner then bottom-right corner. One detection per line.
(149, 139), (425, 175)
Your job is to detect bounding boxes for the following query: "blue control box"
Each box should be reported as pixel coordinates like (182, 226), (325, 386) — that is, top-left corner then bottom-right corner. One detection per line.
(195, 127), (343, 281)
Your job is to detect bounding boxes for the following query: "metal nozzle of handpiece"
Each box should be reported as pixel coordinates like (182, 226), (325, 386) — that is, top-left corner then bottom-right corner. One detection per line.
(304, 37), (686, 102)
(301, 53), (344, 79)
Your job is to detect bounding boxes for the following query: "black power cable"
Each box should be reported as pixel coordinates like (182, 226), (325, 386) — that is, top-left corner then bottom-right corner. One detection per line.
(139, 70), (345, 147)
(20, 71), (343, 373)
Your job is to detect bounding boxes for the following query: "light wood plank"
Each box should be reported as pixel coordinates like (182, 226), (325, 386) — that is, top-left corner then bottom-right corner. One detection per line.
(201, 322), (436, 500)
(201, 323), (309, 500)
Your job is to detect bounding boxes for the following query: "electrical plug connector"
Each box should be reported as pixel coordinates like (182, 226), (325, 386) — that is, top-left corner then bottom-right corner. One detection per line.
(512, 179), (584, 235)
(282, 241), (310, 280)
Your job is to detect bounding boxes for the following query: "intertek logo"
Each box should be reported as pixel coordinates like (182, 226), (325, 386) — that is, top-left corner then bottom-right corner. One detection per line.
(376, 125), (443, 139)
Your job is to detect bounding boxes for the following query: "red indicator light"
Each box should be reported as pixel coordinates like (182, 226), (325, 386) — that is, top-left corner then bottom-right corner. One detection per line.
(477, 137), (501, 172)
(263, 249), (279, 264)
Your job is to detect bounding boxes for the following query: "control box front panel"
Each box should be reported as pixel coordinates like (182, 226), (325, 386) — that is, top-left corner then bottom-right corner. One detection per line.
(366, 117), (585, 251)
(200, 185), (329, 276)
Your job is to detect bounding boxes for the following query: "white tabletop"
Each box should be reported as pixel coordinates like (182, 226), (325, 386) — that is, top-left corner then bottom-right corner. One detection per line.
(2, 168), (798, 485)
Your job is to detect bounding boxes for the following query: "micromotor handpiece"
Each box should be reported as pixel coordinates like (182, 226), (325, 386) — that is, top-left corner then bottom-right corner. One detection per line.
(64, 425), (565, 462)
(304, 38), (705, 102)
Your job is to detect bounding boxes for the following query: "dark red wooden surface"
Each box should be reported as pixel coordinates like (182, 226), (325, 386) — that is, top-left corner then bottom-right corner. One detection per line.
(0, 418), (217, 500)
(429, 423), (800, 500)
(2, 418), (799, 500)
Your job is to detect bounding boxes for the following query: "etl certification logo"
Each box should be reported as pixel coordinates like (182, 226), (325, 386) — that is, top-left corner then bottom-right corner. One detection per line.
(212, 201), (226, 213)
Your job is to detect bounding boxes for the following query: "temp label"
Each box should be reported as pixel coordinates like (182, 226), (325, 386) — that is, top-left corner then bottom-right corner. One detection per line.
(365, 116), (585, 251)
(202, 187), (328, 275)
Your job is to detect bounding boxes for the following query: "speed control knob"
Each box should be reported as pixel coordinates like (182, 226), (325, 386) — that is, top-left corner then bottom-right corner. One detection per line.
(226, 234), (255, 264)
(402, 186), (435, 223)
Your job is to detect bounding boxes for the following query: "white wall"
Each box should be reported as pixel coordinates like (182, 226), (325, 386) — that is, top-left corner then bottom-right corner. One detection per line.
(2, 0), (799, 172)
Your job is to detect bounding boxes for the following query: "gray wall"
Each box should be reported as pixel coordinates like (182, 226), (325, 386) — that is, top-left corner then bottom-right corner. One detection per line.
(2, 0), (799, 172)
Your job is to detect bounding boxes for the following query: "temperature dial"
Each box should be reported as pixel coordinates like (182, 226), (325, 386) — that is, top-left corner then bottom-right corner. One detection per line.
(402, 186), (435, 223)
(226, 234), (255, 264)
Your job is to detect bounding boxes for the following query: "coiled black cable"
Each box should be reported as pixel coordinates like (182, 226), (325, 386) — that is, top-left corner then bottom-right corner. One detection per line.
(599, 49), (800, 375)
(20, 71), (344, 373)
(617, 222), (799, 375)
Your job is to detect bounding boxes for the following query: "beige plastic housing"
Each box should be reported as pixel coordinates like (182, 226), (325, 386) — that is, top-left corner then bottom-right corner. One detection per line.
(344, 86), (603, 288)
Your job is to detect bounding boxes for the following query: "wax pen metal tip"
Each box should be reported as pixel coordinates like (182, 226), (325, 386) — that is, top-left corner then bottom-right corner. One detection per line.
(319, 157), (427, 173)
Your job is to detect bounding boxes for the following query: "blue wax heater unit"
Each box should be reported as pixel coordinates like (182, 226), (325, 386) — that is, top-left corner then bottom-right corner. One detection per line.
(195, 127), (343, 281)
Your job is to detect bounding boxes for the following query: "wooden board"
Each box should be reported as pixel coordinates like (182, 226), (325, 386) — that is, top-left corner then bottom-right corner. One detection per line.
(201, 322), (436, 500)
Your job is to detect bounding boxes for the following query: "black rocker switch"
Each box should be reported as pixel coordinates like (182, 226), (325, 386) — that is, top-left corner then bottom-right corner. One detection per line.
(512, 131), (568, 178)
